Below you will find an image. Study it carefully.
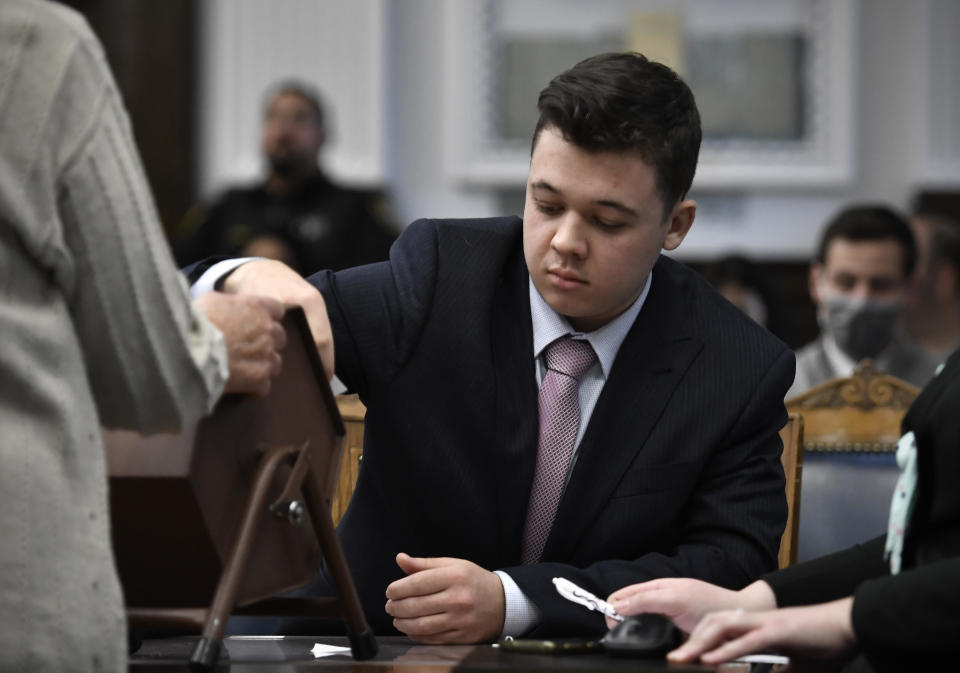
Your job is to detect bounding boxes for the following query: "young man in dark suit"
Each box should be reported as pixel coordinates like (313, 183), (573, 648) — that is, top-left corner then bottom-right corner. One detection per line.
(193, 52), (795, 643)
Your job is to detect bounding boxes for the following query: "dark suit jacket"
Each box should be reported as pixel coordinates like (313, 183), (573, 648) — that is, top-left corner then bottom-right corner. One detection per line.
(766, 348), (960, 672)
(174, 172), (396, 276)
(303, 216), (793, 636)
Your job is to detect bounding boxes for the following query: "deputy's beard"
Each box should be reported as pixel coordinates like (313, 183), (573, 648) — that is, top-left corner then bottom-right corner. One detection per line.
(269, 153), (311, 178)
(818, 293), (900, 361)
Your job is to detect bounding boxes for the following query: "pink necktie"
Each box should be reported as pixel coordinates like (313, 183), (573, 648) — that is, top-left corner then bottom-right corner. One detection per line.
(521, 337), (597, 564)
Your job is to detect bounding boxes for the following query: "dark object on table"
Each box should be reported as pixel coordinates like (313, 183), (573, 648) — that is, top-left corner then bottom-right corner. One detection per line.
(601, 614), (683, 657)
(498, 637), (601, 655)
(104, 308), (377, 670)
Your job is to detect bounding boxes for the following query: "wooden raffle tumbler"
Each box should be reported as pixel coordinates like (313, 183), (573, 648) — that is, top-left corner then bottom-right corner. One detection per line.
(105, 308), (376, 670)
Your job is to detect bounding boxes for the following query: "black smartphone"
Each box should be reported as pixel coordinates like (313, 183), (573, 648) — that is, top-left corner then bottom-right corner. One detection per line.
(497, 637), (600, 655)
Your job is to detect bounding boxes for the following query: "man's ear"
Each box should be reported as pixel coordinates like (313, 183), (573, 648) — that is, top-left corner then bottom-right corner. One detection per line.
(662, 199), (696, 251)
(809, 263), (824, 304)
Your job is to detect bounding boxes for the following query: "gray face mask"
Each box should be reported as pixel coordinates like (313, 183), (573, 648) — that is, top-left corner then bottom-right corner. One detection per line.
(818, 293), (900, 361)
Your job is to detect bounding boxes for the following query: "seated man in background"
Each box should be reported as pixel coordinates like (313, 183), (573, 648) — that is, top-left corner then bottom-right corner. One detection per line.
(192, 51), (794, 644)
(173, 80), (397, 276)
(606, 346), (960, 673)
(903, 190), (960, 362)
(787, 205), (939, 398)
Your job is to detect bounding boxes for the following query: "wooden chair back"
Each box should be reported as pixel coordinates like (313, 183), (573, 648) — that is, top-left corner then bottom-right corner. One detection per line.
(784, 360), (918, 561)
(777, 413), (804, 568)
(333, 394), (366, 524)
(785, 359), (918, 453)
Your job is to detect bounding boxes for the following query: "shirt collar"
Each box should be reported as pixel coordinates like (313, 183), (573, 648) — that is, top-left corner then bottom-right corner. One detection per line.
(821, 331), (857, 376)
(529, 272), (652, 379)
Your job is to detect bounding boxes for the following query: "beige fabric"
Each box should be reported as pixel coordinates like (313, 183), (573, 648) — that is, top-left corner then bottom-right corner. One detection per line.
(0, 1), (227, 670)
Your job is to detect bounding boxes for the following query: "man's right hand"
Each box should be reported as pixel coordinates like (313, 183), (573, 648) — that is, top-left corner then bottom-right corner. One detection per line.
(194, 292), (286, 396)
(222, 259), (335, 381)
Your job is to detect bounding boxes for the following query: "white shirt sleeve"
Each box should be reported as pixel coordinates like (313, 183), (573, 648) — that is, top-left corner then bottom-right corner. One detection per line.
(190, 257), (347, 393)
(494, 570), (541, 637)
(190, 257), (262, 298)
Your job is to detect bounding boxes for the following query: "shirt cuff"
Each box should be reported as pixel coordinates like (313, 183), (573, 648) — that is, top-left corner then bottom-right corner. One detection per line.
(494, 570), (541, 638)
(190, 257), (261, 298)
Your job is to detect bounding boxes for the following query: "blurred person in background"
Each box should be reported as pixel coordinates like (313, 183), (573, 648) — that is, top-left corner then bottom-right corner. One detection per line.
(702, 254), (794, 346)
(903, 190), (960, 362)
(173, 80), (397, 276)
(788, 205), (939, 398)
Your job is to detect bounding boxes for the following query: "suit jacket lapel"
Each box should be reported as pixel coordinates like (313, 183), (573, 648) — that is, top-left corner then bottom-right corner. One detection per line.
(490, 246), (539, 562)
(543, 258), (704, 561)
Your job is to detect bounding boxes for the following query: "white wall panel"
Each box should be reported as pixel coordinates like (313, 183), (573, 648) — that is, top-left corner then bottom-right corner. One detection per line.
(197, 0), (960, 256)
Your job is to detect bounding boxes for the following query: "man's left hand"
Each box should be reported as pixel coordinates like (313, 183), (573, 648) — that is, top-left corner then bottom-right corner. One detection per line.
(384, 553), (505, 644)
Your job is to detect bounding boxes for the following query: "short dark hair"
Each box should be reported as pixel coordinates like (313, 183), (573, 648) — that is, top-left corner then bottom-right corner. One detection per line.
(263, 79), (326, 130)
(816, 205), (916, 277)
(911, 190), (960, 274)
(532, 52), (702, 214)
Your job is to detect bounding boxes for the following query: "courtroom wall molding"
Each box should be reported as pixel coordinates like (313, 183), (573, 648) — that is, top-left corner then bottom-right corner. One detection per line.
(442, 0), (857, 189)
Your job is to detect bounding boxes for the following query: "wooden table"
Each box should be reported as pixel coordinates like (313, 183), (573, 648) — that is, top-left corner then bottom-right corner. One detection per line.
(129, 636), (733, 671)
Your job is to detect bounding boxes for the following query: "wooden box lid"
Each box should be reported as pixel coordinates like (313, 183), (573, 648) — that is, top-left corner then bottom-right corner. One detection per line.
(105, 308), (344, 608)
